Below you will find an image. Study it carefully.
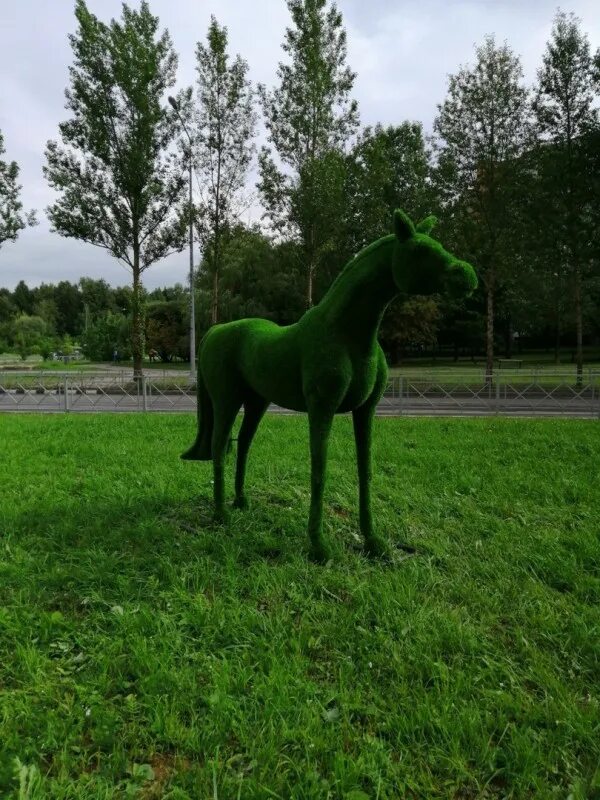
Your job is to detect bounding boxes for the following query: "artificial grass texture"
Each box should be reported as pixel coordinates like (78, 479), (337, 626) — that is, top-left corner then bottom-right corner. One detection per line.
(0, 414), (599, 799)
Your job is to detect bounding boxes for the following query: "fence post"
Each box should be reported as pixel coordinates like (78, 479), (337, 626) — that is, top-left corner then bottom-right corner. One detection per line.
(398, 376), (403, 415)
(63, 376), (69, 412)
(141, 375), (148, 411)
(495, 376), (501, 415)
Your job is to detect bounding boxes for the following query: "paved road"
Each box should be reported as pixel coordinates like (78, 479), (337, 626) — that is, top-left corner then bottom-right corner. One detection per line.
(1, 390), (598, 417)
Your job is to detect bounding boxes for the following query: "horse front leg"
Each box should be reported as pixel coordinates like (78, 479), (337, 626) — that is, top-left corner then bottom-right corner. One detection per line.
(353, 353), (390, 558)
(352, 400), (389, 559)
(307, 406), (335, 563)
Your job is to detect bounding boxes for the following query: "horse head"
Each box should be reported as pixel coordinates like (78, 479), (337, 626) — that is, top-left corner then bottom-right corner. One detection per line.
(391, 209), (477, 299)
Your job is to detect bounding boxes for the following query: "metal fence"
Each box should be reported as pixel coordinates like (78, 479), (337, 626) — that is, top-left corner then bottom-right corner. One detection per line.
(379, 370), (600, 417)
(0, 369), (599, 417)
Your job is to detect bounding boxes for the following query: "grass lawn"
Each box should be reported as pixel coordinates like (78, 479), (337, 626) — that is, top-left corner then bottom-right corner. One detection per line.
(1, 414), (599, 799)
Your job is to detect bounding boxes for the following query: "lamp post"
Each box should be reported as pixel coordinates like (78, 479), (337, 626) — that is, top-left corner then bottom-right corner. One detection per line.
(168, 95), (196, 383)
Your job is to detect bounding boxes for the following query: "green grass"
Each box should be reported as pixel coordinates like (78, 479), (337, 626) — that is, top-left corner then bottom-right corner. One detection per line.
(31, 361), (94, 372)
(1, 415), (599, 799)
(0, 361), (94, 375)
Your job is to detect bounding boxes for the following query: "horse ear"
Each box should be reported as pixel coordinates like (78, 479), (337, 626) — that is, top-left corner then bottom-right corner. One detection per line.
(415, 215), (438, 235)
(393, 209), (415, 242)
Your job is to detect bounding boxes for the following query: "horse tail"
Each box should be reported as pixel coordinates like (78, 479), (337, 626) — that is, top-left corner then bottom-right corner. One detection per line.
(181, 364), (213, 461)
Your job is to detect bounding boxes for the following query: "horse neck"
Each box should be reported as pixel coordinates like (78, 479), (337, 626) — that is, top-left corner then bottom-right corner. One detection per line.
(317, 236), (398, 340)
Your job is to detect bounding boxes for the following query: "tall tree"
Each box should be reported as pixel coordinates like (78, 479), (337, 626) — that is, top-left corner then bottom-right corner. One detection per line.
(434, 37), (530, 379)
(12, 279), (35, 315)
(192, 16), (256, 325)
(198, 224), (305, 326)
(53, 280), (83, 336)
(0, 130), (35, 248)
(0, 288), (17, 326)
(533, 11), (599, 382)
(346, 123), (437, 362)
(11, 314), (47, 360)
(145, 298), (189, 362)
(44, 0), (188, 376)
(258, 0), (359, 306)
(79, 277), (113, 325)
(347, 122), (432, 254)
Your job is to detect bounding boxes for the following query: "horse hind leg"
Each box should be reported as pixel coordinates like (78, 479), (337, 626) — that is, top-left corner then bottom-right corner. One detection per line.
(181, 365), (213, 460)
(234, 393), (269, 510)
(211, 391), (243, 523)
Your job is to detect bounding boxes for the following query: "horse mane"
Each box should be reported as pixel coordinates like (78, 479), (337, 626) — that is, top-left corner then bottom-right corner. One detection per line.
(324, 233), (395, 297)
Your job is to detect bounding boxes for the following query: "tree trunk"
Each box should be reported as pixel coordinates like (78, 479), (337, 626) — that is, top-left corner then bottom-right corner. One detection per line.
(188, 158), (196, 374)
(211, 210), (220, 326)
(307, 261), (315, 308)
(212, 75), (223, 327)
(505, 313), (513, 359)
(211, 254), (219, 325)
(131, 230), (144, 378)
(554, 287), (561, 365)
(485, 267), (495, 384)
(306, 222), (316, 308)
(574, 265), (583, 386)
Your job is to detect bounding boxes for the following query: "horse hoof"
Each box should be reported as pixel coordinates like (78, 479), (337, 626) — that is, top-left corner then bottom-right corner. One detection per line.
(214, 508), (230, 525)
(233, 496), (249, 510)
(309, 542), (331, 565)
(364, 537), (392, 561)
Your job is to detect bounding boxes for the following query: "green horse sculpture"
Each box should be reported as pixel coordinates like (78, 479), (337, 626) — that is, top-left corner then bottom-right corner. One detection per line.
(183, 209), (477, 562)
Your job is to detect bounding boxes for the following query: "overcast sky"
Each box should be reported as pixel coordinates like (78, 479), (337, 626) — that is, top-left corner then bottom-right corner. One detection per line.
(0, 0), (599, 292)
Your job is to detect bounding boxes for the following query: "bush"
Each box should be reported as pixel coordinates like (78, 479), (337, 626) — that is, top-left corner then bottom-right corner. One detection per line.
(81, 313), (131, 362)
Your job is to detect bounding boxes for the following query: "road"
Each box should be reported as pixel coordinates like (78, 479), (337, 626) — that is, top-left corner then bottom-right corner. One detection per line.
(0, 389), (597, 417)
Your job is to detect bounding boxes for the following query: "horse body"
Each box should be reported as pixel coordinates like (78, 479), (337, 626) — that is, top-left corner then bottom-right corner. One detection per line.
(198, 280), (388, 416)
(183, 210), (477, 562)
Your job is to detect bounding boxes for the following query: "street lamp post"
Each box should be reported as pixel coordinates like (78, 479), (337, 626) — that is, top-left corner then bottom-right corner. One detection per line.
(168, 95), (196, 383)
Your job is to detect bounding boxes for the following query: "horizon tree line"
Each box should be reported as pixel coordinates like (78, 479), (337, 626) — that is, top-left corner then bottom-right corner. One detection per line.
(0, 1), (599, 372)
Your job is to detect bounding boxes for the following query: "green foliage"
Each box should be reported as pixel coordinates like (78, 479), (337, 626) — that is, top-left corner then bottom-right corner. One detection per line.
(81, 313), (131, 362)
(380, 296), (442, 362)
(52, 280), (83, 336)
(145, 299), (189, 362)
(0, 129), (35, 248)
(291, 148), (350, 300)
(0, 289), (17, 325)
(78, 278), (115, 321)
(532, 11), (600, 379)
(199, 225), (305, 326)
(10, 314), (47, 360)
(258, 0), (359, 305)
(37, 337), (57, 361)
(44, 0), (189, 374)
(344, 125), (442, 357)
(1, 414), (599, 797)
(0, 279), (144, 362)
(434, 37), (531, 376)
(1, 4), (598, 366)
(347, 123), (433, 254)
(12, 280), (34, 315)
(534, 11), (597, 142)
(192, 16), (256, 324)
(260, 0), (358, 169)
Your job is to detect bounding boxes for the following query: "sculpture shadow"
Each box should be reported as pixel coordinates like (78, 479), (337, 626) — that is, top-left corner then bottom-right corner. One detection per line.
(7, 485), (419, 604)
